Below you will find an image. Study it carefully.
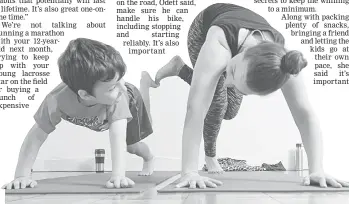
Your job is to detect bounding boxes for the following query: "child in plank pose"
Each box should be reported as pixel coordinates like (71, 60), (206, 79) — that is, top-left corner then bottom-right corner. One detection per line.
(2, 38), (159, 190)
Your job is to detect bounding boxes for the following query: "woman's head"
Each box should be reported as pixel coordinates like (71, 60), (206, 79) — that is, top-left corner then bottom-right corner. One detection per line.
(225, 41), (308, 95)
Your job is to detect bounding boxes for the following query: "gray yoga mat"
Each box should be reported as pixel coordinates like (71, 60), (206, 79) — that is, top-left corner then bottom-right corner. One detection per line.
(158, 171), (349, 193)
(6, 171), (179, 194)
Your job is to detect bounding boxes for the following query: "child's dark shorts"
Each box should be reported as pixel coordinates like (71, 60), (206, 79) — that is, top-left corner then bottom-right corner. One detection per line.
(125, 82), (153, 145)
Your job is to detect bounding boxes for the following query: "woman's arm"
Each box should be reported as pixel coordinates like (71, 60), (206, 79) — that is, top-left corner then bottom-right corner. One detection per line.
(281, 75), (323, 173)
(181, 27), (231, 176)
(281, 75), (349, 188)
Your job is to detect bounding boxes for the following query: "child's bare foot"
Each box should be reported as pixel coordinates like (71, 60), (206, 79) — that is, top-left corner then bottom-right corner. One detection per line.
(139, 156), (155, 176)
(205, 156), (224, 174)
(155, 55), (185, 85)
(141, 71), (159, 88)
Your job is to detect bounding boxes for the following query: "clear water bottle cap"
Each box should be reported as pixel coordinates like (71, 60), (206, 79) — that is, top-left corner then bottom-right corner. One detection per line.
(296, 143), (302, 147)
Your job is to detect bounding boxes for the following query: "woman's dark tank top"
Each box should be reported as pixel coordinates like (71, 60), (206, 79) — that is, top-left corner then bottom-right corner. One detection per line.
(202, 3), (285, 57)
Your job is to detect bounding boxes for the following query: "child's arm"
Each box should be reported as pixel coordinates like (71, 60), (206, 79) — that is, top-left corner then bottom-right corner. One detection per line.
(106, 118), (135, 188)
(2, 123), (48, 190)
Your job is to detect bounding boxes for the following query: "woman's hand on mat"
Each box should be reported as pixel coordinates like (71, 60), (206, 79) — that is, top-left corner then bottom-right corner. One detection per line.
(2, 177), (37, 190)
(303, 171), (349, 188)
(176, 172), (223, 189)
(106, 176), (135, 188)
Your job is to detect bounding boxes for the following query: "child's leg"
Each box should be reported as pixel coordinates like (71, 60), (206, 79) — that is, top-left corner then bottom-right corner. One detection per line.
(127, 142), (154, 176)
(140, 71), (158, 124)
(125, 75), (157, 176)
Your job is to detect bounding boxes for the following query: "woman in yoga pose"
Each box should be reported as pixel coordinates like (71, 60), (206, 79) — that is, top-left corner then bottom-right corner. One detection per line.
(155, 3), (349, 189)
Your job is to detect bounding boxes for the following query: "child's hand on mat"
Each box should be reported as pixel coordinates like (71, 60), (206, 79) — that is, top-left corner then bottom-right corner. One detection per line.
(303, 172), (349, 188)
(176, 172), (223, 189)
(2, 177), (37, 190)
(105, 176), (135, 188)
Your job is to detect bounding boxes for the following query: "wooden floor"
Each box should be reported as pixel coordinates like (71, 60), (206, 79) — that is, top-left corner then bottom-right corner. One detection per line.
(5, 171), (349, 204)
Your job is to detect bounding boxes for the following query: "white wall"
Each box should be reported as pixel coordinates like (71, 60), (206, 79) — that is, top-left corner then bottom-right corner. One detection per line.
(32, 0), (347, 173)
(2, 0), (349, 183)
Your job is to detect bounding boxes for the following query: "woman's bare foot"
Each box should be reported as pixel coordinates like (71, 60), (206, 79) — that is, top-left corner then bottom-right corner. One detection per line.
(141, 71), (159, 88)
(205, 156), (224, 174)
(155, 55), (185, 85)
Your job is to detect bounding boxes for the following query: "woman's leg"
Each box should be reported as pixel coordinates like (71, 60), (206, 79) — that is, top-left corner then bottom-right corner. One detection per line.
(154, 9), (203, 86)
(224, 87), (244, 120)
(157, 65), (244, 120)
(154, 55), (187, 85)
(203, 75), (228, 173)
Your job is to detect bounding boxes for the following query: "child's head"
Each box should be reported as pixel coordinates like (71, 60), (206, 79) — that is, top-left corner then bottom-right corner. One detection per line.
(58, 38), (127, 105)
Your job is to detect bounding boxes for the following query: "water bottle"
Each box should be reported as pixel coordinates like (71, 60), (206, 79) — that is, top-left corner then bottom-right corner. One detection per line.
(95, 149), (105, 173)
(295, 143), (303, 171)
